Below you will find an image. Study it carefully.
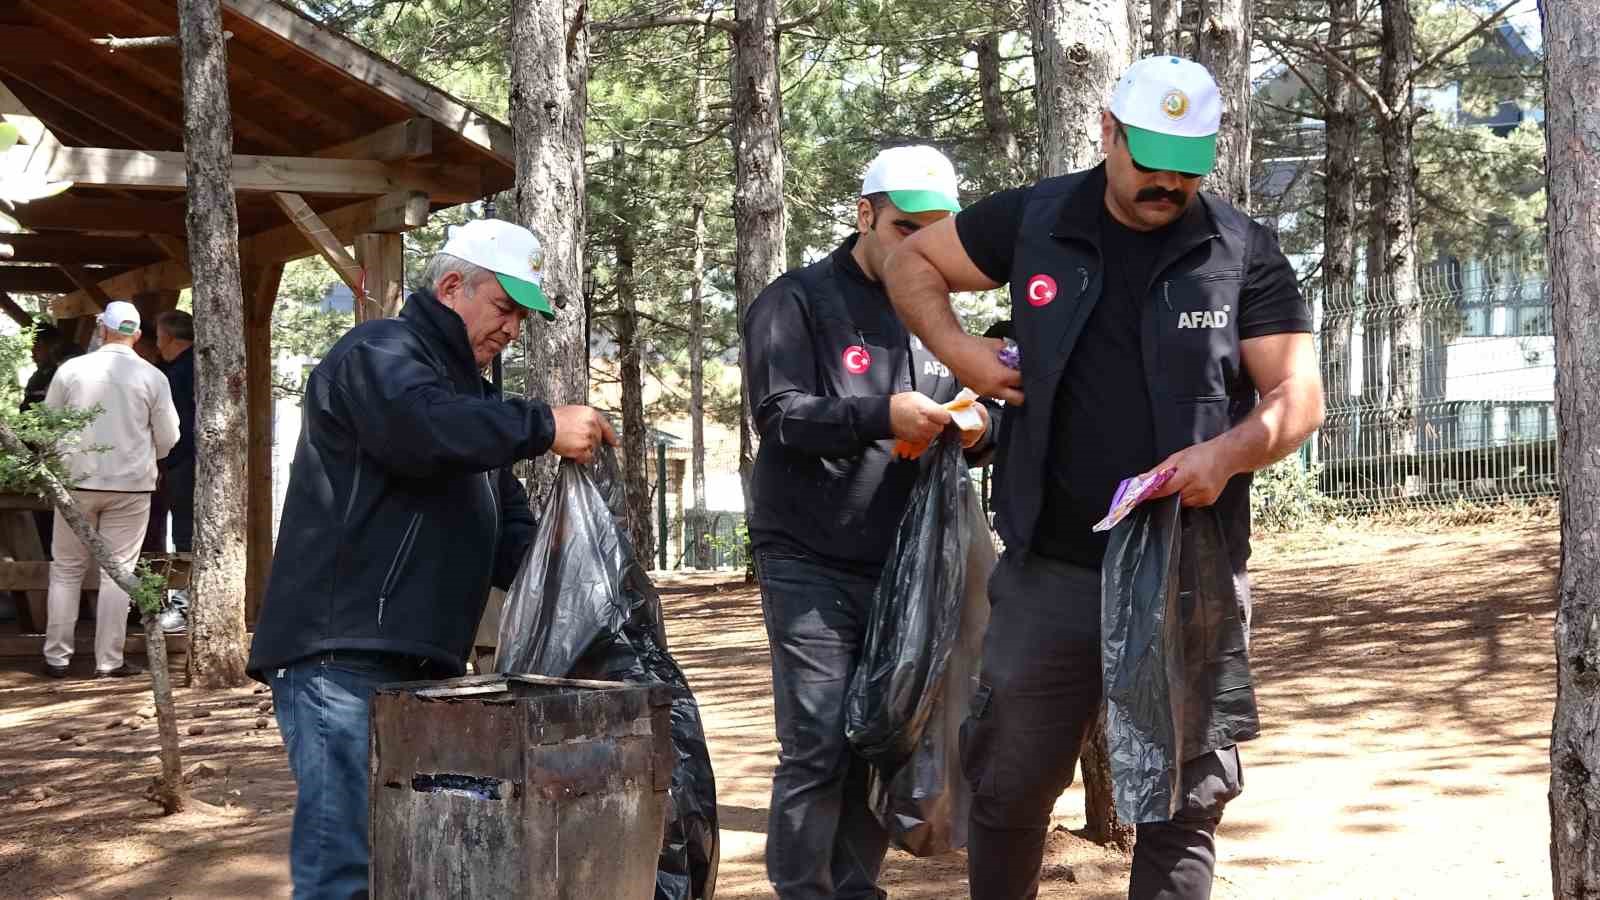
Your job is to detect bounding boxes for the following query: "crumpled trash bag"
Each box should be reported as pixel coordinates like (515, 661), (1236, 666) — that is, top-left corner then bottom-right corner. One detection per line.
(497, 446), (719, 900)
(845, 436), (993, 855)
(1100, 495), (1259, 825)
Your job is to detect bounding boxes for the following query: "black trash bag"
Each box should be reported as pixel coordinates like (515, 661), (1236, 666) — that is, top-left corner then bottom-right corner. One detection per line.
(1100, 495), (1259, 825)
(862, 470), (994, 856)
(497, 447), (720, 900)
(844, 436), (968, 767)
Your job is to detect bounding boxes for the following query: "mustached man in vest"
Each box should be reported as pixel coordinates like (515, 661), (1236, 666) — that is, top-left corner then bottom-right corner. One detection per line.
(883, 58), (1325, 899)
(744, 145), (998, 899)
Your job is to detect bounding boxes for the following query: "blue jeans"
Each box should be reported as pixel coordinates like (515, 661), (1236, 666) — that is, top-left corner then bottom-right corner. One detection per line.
(271, 651), (430, 900)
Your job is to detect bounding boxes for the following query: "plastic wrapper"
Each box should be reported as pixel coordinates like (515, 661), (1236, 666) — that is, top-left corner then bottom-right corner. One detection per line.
(1100, 496), (1260, 825)
(997, 338), (1020, 371)
(892, 389), (985, 460)
(1092, 468), (1175, 533)
(497, 447), (720, 900)
(863, 471), (994, 856)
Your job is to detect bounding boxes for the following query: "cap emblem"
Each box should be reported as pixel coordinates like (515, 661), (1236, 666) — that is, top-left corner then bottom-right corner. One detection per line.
(1161, 89), (1190, 120)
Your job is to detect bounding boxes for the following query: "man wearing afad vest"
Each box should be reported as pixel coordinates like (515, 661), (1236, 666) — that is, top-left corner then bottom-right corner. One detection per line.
(883, 57), (1325, 899)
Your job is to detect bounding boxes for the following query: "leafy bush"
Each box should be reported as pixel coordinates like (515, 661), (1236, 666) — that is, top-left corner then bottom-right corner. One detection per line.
(1250, 455), (1342, 532)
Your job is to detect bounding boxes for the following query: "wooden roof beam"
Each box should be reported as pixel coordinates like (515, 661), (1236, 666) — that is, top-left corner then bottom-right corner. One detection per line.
(271, 192), (364, 297)
(0, 265), (126, 294)
(0, 28), (80, 67)
(0, 292), (36, 328)
(222, 0), (513, 164)
(0, 78), (64, 178)
(317, 118), (433, 162)
(5, 145), (484, 201)
(0, 233), (164, 266)
(10, 195), (188, 235)
(57, 265), (112, 310)
(51, 191), (430, 318)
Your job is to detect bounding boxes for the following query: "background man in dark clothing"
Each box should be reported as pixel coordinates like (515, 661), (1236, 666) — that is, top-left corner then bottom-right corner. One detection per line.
(21, 325), (82, 555)
(885, 58), (1325, 900)
(746, 145), (993, 900)
(246, 219), (617, 900)
(154, 310), (195, 632)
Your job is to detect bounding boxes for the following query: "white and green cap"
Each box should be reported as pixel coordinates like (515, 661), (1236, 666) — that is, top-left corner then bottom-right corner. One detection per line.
(1108, 56), (1223, 176)
(860, 145), (961, 213)
(98, 300), (141, 336)
(440, 219), (553, 320)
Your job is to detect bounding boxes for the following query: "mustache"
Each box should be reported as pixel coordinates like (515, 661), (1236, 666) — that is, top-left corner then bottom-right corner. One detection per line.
(1135, 187), (1188, 205)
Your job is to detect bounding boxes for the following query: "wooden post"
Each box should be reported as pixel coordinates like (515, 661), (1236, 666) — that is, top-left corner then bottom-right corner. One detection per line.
(244, 264), (282, 626)
(355, 233), (404, 320)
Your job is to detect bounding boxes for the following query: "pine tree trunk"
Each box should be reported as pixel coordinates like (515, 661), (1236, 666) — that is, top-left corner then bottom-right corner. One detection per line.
(511, 0), (589, 507)
(1319, 0), (1359, 467)
(1358, 176), (1387, 466)
(1378, 0), (1420, 465)
(976, 31), (1025, 180)
(178, 0), (250, 689)
(1031, 0), (1135, 178)
(1546, 0), (1600, 892)
(689, 30), (710, 520)
(614, 142), (654, 564)
(1195, 0), (1251, 210)
(733, 0), (785, 574)
(1031, 0), (1137, 847)
(0, 421), (186, 813)
(1150, 0), (1184, 56)
(1080, 704), (1134, 851)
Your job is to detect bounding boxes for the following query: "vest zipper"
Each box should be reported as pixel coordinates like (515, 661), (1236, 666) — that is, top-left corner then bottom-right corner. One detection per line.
(377, 513), (423, 628)
(1164, 280), (1173, 310)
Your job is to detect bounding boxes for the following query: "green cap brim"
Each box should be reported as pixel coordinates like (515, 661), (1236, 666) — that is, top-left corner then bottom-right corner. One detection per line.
(885, 188), (961, 214)
(1123, 124), (1217, 176)
(496, 273), (554, 320)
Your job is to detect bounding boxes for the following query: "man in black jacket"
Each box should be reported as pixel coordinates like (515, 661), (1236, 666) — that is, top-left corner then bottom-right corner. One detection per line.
(154, 310), (195, 632)
(746, 145), (994, 900)
(247, 219), (616, 900)
(884, 58), (1324, 900)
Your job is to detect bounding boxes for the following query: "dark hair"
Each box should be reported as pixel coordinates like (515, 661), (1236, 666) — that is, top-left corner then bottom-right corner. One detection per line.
(31, 323), (63, 347)
(156, 310), (195, 343)
(862, 191), (892, 212)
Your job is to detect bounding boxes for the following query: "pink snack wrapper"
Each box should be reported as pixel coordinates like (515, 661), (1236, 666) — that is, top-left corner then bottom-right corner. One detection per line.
(1091, 468), (1175, 533)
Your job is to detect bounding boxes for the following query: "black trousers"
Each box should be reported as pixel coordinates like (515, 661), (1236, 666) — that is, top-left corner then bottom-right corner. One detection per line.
(163, 460), (194, 553)
(963, 551), (1243, 900)
(756, 548), (890, 900)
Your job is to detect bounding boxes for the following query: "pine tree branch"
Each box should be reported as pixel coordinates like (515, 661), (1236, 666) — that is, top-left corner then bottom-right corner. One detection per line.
(1409, 0), (1520, 84)
(776, 4), (828, 32)
(1260, 41), (1331, 117)
(593, 14), (736, 34)
(1282, 36), (1394, 120)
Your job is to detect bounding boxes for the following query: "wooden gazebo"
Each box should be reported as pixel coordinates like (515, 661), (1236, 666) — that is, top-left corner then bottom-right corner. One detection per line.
(0, 0), (515, 628)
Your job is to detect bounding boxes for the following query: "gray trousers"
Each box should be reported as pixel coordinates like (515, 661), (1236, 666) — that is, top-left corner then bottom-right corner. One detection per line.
(756, 549), (890, 900)
(963, 551), (1243, 900)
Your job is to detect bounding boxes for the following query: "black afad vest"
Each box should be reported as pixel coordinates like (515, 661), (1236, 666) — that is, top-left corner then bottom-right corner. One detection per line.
(990, 168), (1260, 575)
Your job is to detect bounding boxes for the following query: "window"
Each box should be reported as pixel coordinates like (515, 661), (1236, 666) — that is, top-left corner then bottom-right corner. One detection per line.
(1459, 405), (1485, 448)
(1492, 406), (1510, 445)
(1491, 307), (1512, 336)
(1517, 305), (1552, 336)
(1513, 407), (1543, 442)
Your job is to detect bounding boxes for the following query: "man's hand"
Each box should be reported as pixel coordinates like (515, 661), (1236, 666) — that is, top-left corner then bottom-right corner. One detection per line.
(550, 405), (620, 465)
(946, 334), (1024, 406)
(960, 402), (989, 449)
(890, 392), (953, 445)
(1143, 439), (1238, 508)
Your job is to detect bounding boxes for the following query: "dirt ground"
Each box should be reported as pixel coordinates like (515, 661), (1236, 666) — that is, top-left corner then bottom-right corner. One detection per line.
(0, 520), (1558, 899)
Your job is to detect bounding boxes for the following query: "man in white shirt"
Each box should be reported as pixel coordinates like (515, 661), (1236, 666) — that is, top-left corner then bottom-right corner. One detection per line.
(42, 301), (181, 679)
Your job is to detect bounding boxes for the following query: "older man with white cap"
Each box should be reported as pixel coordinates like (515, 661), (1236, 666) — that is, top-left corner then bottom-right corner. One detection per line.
(744, 145), (996, 899)
(247, 218), (617, 899)
(41, 300), (180, 680)
(883, 56), (1325, 900)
